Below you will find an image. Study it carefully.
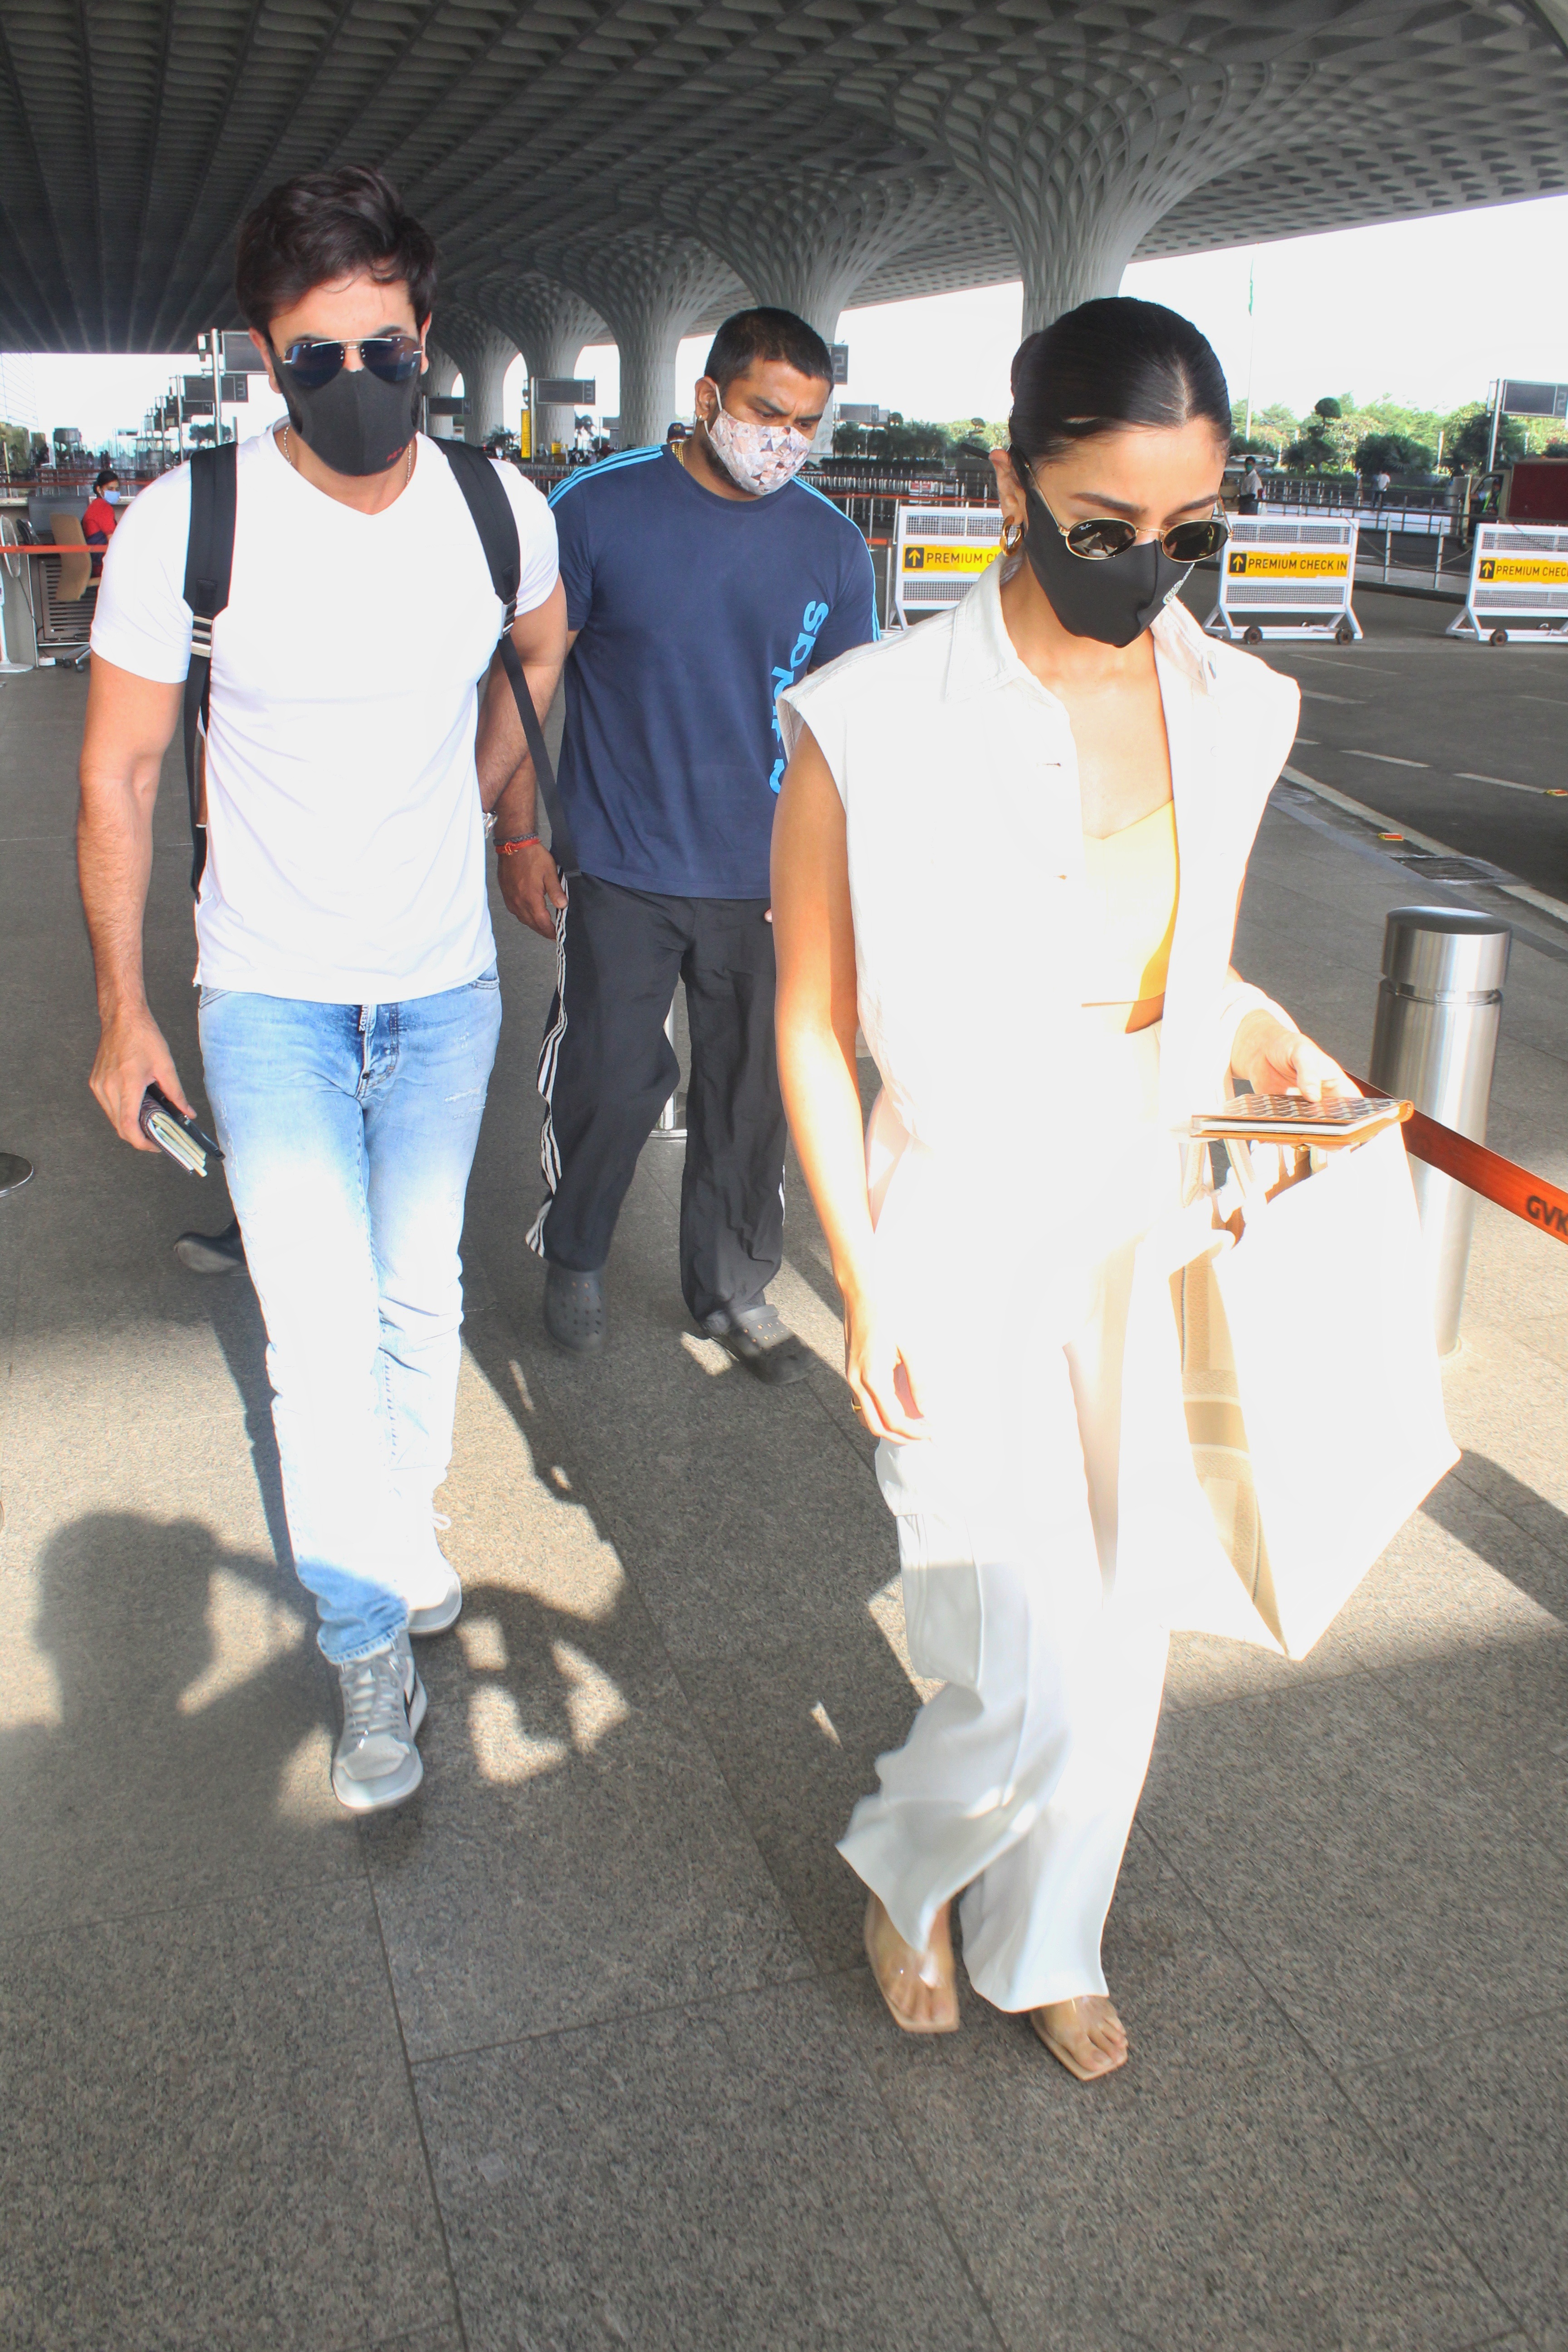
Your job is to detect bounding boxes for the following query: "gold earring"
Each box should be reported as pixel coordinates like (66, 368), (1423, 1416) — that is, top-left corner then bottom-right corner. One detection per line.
(1002, 518), (1024, 554)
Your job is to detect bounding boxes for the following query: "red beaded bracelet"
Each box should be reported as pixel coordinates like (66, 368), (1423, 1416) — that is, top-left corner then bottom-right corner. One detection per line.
(495, 835), (541, 857)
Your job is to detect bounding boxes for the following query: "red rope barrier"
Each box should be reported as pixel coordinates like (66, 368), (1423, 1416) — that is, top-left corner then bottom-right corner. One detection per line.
(1353, 1076), (1568, 1246)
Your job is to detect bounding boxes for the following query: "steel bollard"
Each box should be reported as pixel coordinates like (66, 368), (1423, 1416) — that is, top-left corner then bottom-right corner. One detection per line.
(1369, 906), (1510, 1356)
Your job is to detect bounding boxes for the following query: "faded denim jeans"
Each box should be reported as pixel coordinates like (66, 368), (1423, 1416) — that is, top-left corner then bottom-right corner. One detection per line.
(200, 968), (502, 1662)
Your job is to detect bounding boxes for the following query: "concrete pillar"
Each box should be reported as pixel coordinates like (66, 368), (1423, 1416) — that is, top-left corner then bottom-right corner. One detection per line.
(434, 303), (519, 444)
(540, 235), (749, 450)
(894, 50), (1278, 330)
(693, 173), (957, 447)
(471, 274), (605, 458)
(423, 344), (461, 439)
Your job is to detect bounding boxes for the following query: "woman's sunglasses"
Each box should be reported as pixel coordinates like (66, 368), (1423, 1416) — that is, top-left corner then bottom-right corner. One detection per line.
(1025, 466), (1230, 563)
(274, 333), (424, 391)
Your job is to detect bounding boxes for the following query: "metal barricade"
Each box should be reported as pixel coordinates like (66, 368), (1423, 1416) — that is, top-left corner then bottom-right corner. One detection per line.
(1446, 521), (1568, 646)
(892, 504), (1003, 627)
(33, 546), (96, 667)
(1205, 514), (1361, 644)
(0, 518), (33, 671)
(1367, 908), (1510, 1355)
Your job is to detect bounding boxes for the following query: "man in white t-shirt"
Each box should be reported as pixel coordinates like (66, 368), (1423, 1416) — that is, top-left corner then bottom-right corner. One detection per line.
(78, 166), (565, 1813)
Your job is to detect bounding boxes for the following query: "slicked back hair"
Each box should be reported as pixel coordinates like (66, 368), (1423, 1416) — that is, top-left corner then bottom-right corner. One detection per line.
(1009, 296), (1230, 468)
(235, 165), (438, 337)
(703, 308), (833, 395)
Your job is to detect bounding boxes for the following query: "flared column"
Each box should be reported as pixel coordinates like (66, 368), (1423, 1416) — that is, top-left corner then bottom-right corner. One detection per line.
(434, 303), (520, 445)
(422, 345), (461, 440)
(540, 234), (748, 450)
(694, 172), (957, 445)
(472, 273), (605, 456)
(892, 41), (1287, 331)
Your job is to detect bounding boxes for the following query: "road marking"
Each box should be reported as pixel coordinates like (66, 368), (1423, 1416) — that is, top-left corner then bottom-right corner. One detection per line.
(1454, 772), (1553, 795)
(1521, 694), (1568, 709)
(1295, 736), (1320, 745)
(1299, 689), (1363, 704)
(1281, 764), (1568, 926)
(1346, 748), (1430, 768)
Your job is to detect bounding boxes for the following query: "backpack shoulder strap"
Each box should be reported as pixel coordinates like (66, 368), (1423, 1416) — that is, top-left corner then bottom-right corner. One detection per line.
(438, 440), (577, 876)
(180, 441), (237, 896)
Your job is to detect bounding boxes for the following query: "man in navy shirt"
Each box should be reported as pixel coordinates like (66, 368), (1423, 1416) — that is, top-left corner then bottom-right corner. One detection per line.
(496, 308), (877, 1377)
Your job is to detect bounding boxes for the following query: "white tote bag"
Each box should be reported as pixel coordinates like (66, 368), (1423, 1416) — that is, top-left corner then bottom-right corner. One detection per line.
(1173, 1124), (1458, 1658)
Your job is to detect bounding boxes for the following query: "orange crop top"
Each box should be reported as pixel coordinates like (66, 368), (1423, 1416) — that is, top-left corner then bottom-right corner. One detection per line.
(1081, 799), (1179, 1006)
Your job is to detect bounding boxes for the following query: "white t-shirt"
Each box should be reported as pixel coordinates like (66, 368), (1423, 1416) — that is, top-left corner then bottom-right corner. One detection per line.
(91, 429), (558, 1001)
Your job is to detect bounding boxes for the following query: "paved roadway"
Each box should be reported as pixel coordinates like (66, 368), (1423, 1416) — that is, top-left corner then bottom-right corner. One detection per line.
(4, 649), (1568, 2352)
(1180, 578), (1568, 903)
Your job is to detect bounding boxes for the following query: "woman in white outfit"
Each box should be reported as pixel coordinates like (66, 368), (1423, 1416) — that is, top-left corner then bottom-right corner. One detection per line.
(771, 299), (1353, 2081)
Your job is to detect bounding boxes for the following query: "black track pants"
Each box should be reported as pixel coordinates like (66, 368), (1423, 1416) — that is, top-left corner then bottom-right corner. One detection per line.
(527, 875), (786, 1322)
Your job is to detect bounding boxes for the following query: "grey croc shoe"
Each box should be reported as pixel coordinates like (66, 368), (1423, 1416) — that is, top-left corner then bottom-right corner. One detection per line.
(702, 1300), (812, 1386)
(544, 1260), (608, 1354)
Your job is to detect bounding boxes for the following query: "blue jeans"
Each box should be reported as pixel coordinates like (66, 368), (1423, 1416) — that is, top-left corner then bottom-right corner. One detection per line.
(200, 970), (503, 1662)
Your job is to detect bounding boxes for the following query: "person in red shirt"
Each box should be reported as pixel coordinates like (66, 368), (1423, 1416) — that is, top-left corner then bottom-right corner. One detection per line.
(81, 468), (122, 564)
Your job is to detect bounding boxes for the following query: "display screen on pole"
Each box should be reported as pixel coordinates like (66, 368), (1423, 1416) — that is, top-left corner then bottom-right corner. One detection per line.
(221, 333), (269, 373)
(534, 378), (595, 405)
(220, 374), (249, 403)
(1501, 380), (1568, 418)
(831, 345), (849, 385)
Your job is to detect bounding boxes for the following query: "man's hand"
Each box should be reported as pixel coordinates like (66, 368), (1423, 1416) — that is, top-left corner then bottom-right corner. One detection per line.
(496, 842), (568, 939)
(90, 1002), (192, 1148)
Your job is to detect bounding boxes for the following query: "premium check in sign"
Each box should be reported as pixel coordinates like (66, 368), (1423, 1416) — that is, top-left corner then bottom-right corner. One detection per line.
(902, 541), (994, 573)
(1450, 523), (1568, 645)
(893, 505), (1004, 622)
(1226, 547), (1350, 579)
(1205, 515), (1362, 643)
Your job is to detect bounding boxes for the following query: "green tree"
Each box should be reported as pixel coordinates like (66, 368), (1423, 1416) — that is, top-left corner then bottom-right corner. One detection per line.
(1354, 429), (1436, 477)
(1439, 403), (1526, 473)
(0, 419), (33, 473)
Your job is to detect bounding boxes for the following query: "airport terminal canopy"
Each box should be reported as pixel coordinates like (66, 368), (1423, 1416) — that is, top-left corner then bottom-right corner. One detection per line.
(3, 0), (1568, 442)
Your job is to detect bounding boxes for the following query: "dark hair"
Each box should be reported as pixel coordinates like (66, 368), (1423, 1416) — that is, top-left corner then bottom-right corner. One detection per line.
(93, 467), (118, 490)
(1009, 297), (1230, 468)
(234, 166), (438, 338)
(703, 308), (833, 395)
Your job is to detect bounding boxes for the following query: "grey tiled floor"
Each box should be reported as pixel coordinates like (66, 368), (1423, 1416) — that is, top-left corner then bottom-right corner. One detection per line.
(2, 629), (1566, 2350)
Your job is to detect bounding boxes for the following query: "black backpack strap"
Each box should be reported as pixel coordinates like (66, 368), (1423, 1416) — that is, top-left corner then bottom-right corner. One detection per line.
(180, 442), (237, 895)
(438, 439), (578, 877)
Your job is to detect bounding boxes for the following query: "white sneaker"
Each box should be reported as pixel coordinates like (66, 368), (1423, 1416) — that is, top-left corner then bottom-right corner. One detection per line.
(332, 1630), (426, 1812)
(399, 1516), (463, 1637)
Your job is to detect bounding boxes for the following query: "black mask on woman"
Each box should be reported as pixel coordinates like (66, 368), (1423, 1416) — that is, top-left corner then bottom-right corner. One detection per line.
(274, 353), (421, 478)
(1013, 456), (1192, 649)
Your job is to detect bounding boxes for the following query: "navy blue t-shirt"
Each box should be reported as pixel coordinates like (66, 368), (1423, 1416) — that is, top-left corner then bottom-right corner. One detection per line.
(549, 446), (877, 897)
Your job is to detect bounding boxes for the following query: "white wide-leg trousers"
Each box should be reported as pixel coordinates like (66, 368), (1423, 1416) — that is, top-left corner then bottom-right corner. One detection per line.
(841, 1026), (1176, 2012)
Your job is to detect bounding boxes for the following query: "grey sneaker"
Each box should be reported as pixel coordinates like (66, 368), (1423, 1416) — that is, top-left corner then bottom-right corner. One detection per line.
(332, 1630), (426, 1813)
(402, 1546), (463, 1638)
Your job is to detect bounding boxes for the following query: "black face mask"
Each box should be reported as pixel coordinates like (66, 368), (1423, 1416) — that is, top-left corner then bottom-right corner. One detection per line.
(274, 353), (420, 478)
(1014, 464), (1192, 648)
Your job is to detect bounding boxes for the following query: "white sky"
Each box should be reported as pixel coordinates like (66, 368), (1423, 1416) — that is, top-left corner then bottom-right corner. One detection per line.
(8, 191), (1566, 444)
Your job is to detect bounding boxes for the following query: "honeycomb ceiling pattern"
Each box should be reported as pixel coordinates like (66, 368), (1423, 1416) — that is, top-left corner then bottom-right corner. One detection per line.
(2, 0), (1566, 370)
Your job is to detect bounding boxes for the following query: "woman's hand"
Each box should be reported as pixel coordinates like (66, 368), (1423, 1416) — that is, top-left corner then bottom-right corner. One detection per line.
(843, 1284), (930, 1443)
(1231, 1010), (1359, 1102)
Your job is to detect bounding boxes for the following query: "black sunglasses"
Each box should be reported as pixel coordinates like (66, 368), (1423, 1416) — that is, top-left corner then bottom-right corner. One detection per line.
(1025, 465), (1230, 563)
(274, 333), (424, 391)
